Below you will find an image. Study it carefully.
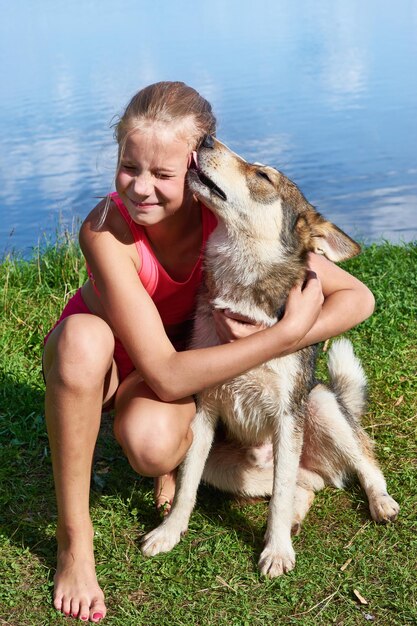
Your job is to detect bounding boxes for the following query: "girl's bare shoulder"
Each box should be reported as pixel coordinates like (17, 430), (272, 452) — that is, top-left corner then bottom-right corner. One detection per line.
(80, 197), (135, 248)
(79, 198), (141, 278)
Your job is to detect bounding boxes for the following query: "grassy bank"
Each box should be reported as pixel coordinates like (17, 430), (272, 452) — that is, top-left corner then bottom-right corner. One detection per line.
(0, 237), (416, 625)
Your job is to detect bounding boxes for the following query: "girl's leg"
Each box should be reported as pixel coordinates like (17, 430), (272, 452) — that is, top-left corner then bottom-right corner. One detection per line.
(114, 373), (196, 511)
(154, 469), (177, 515)
(43, 314), (118, 623)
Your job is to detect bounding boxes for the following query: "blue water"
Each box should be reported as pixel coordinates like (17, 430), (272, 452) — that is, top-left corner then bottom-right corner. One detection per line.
(1, 0), (417, 257)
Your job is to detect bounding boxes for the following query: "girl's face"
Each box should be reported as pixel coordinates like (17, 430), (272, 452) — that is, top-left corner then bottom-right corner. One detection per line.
(115, 126), (193, 226)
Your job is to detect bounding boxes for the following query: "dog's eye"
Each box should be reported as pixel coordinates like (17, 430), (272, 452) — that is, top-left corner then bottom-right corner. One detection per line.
(257, 170), (272, 183)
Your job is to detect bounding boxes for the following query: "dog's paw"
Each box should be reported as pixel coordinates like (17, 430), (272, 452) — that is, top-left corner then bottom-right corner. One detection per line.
(258, 544), (296, 578)
(369, 493), (400, 523)
(141, 522), (185, 557)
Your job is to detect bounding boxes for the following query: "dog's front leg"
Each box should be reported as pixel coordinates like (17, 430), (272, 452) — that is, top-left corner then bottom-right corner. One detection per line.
(258, 414), (303, 578)
(141, 406), (216, 557)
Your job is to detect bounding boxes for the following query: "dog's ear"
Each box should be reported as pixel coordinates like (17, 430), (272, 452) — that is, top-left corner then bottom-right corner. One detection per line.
(296, 211), (361, 261)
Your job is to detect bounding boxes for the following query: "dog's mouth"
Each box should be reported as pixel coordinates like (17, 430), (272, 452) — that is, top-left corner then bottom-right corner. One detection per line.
(189, 160), (227, 201)
(197, 171), (227, 201)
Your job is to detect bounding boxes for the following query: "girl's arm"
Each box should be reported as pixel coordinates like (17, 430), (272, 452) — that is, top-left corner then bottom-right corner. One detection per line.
(214, 252), (374, 348)
(80, 213), (324, 402)
(297, 252), (374, 349)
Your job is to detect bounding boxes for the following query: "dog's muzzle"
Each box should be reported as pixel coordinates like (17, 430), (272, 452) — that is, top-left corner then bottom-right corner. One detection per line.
(195, 170), (227, 201)
(189, 137), (227, 201)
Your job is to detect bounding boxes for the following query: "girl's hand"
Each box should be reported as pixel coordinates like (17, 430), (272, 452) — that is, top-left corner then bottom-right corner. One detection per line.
(213, 270), (323, 346)
(281, 271), (324, 347)
(212, 309), (268, 343)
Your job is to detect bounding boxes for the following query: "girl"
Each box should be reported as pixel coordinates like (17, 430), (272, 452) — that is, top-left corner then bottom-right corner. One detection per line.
(43, 81), (374, 622)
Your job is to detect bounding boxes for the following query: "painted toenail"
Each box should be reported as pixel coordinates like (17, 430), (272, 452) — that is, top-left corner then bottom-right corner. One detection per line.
(93, 614), (103, 621)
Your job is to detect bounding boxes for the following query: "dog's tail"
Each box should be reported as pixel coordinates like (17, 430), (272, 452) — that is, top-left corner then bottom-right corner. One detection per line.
(327, 338), (367, 421)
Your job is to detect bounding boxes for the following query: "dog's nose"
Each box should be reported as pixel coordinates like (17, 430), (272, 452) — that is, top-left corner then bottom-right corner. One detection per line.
(201, 134), (215, 149)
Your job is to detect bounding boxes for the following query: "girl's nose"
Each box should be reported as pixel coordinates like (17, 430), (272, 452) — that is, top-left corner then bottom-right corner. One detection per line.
(132, 172), (153, 196)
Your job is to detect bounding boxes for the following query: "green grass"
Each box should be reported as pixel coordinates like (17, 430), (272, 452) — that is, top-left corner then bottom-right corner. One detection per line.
(0, 236), (416, 625)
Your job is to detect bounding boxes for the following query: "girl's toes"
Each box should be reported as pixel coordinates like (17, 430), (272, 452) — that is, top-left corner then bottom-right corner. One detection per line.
(91, 612), (105, 623)
(61, 596), (72, 617)
(79, 599), (90, 621)
(90, 600), (106, 622)
(53, 594), (63, 613)
(70, 600), (80, 619)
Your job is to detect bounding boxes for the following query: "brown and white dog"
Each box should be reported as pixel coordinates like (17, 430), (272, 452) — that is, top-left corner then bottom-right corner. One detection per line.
(141, 137), (399, 577)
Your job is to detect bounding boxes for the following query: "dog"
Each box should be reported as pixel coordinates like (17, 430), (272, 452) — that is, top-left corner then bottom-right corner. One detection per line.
(141, 136), (399, 577)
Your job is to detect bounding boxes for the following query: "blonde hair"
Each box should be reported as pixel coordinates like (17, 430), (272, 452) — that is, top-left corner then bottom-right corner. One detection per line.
(96, 81), (216, 227)
(115, 81), (216, 151)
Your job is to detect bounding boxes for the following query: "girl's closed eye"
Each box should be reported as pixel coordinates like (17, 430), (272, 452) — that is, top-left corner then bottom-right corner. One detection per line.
(154, 170), (175, 179)
(121, 163), (137, 172)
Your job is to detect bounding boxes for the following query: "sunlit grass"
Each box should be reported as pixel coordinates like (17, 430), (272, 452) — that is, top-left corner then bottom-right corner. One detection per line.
(0, 239), (416, 625)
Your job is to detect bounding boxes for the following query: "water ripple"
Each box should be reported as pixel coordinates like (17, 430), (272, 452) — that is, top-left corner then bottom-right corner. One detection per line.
(1, 0), (416, 255)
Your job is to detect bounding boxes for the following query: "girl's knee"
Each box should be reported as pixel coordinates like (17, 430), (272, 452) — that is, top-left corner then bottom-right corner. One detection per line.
(127, 439), (189, 477)
(114, 409), (194, 477)
(44, 315), (115, 387)
(113, 379), (195, 476)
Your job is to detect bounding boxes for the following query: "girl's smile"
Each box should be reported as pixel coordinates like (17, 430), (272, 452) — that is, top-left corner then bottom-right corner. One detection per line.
(129, 200), (162, 209)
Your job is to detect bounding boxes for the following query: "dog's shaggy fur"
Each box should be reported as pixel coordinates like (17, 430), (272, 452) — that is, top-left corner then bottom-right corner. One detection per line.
(142, 138), (399, 577)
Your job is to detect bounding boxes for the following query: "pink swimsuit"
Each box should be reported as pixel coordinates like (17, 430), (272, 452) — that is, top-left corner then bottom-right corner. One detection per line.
(44, 193), (217, 381)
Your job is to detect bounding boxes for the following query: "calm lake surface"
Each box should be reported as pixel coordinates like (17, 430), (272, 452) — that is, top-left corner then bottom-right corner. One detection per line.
(1, 0), (417, 256)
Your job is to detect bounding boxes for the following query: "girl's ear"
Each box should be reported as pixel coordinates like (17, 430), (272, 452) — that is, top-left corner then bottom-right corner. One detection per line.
(296, 211), (361, 262)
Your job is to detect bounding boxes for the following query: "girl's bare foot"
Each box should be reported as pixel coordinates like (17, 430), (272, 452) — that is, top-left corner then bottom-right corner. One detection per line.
(154, 469), (177, 516)
(53, 527), (106, 622)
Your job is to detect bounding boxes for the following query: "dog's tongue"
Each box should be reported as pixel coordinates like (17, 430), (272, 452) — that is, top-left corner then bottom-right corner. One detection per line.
(190, 150), (198, 169)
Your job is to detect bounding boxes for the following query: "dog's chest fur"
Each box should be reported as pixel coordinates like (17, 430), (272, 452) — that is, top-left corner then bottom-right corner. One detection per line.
(191, 223), (317, 445)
